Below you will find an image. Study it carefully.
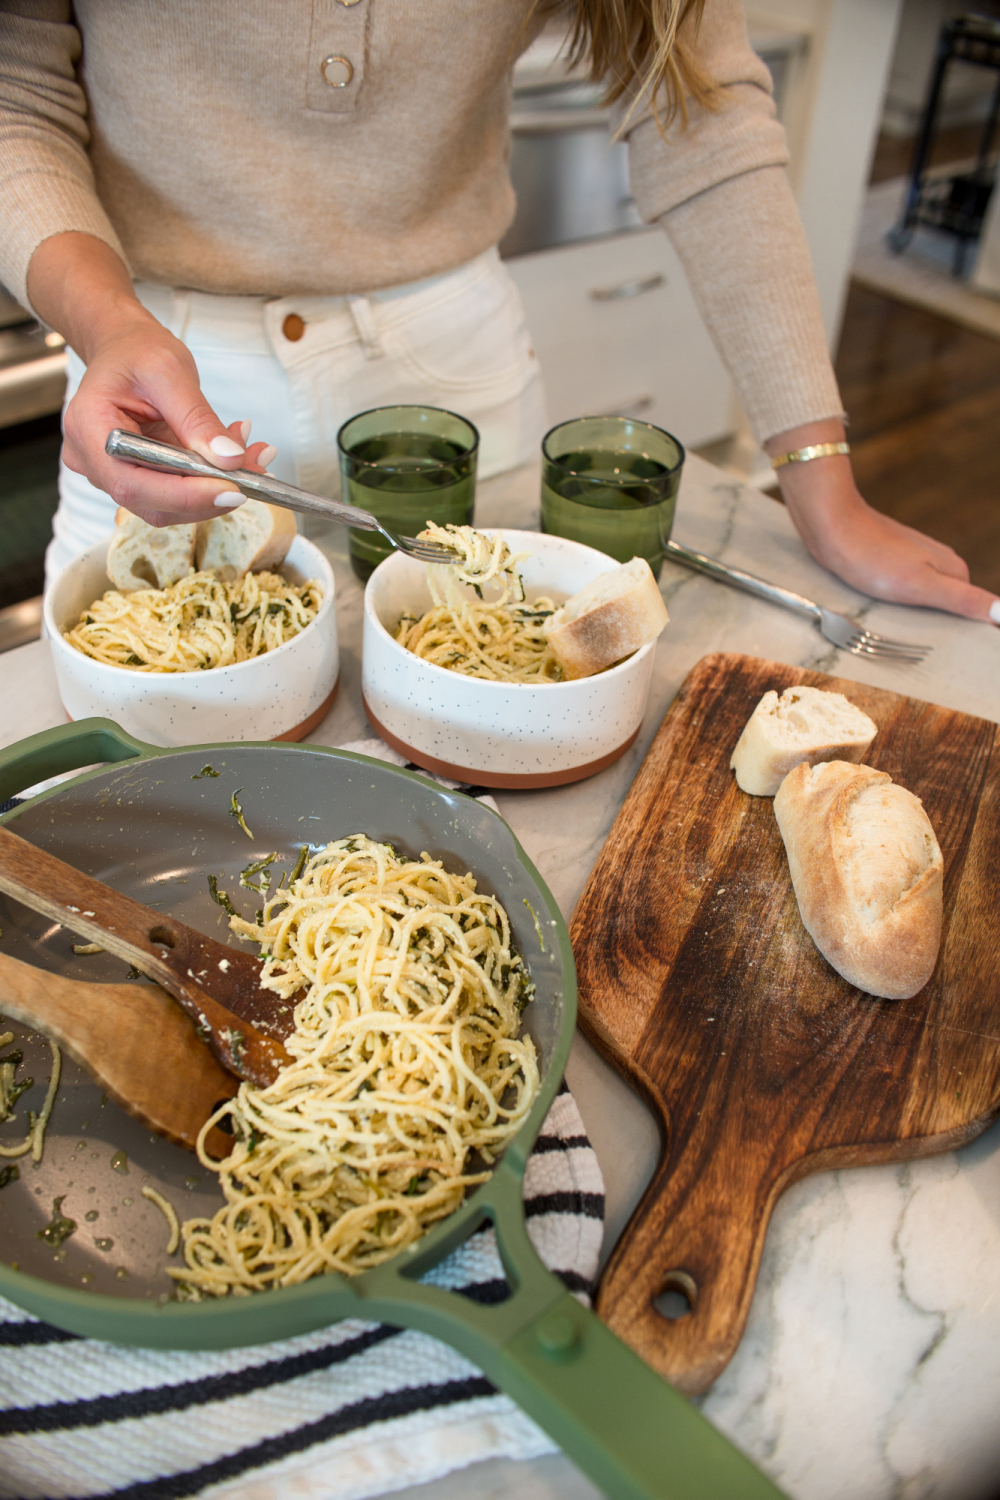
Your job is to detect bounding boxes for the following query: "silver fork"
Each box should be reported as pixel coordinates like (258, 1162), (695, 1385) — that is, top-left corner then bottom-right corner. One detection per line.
(665, 540), (931, 663)
(104, 430), (458, 564)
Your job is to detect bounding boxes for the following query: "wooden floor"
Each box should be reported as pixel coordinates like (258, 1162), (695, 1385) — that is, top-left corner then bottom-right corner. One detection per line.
(830, 132), (1000, 597)
(868, 122), (989, 185)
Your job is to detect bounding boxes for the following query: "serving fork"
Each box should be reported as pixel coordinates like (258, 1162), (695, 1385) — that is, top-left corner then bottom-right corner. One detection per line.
(665, 539), (931, 663)
(105, 429), (459, 564)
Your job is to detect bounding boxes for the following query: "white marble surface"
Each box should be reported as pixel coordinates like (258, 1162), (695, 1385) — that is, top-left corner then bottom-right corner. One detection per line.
(3, 455), (1000, 1500)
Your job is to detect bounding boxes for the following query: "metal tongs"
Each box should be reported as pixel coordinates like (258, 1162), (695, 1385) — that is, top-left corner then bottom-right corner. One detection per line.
(105, 430), (458, 564)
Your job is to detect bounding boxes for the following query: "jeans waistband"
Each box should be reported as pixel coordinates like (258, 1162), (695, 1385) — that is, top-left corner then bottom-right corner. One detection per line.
(134, 249), (500, 354)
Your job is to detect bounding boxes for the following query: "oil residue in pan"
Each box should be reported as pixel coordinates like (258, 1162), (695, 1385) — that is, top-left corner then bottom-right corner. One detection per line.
(0, 1023), (225, 1300)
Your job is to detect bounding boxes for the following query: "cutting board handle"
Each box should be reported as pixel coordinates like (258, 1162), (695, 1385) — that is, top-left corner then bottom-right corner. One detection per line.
(596, 1102), (784, 1396)
(0, 717), (155, 804)
(573, 652), (1000, 1395)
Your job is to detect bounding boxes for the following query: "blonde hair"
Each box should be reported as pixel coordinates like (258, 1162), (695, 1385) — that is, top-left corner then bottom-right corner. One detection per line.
(538, 0), (716, 128)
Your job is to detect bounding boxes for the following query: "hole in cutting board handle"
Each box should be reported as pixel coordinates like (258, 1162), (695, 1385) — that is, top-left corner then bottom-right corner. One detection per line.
(654, 1269), (697, 1322)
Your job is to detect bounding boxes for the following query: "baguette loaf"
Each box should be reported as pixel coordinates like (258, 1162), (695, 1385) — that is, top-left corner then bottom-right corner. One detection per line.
(731, 685), (877, 796)
(543, 556), (668, 680)
(106, 508), (197, 592)
(773, 760), (943, 999)
(195, 498), (296, 580)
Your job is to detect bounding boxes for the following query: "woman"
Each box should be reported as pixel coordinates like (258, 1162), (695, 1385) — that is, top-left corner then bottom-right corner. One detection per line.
(2, 0), (995, 621)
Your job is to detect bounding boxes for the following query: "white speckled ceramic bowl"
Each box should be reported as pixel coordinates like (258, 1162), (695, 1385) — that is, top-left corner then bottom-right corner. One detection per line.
(45, 534), (338, 747)
(362, 529), (656, 788)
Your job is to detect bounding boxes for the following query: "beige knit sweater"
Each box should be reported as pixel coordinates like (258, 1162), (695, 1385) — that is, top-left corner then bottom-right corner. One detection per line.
(0, 0), (842, 443)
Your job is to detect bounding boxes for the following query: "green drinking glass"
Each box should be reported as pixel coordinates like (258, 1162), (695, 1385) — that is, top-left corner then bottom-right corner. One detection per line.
(540, 416), (684, 579)
(337, 405), (479, 581)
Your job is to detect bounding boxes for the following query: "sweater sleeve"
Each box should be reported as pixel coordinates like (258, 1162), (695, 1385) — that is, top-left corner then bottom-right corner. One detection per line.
(0, 0), (127, 312)
(620, 0), (844, 444)
(661, 165), (845, 444)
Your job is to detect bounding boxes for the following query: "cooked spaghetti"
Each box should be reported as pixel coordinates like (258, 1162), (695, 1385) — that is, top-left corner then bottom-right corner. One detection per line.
(63, 570), (322, 673)
(421, 523), (531, 593)
(395, 523), (562, 683)
(0, 1037), (61, 1164)
(172, 835), (539, 1296)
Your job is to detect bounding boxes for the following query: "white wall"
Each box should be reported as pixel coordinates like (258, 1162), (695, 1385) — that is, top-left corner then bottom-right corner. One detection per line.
(748, 0), (904, 349)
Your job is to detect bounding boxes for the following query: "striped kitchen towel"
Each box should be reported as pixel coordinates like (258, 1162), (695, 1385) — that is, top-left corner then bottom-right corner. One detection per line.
(0, 1085), (603, 1500)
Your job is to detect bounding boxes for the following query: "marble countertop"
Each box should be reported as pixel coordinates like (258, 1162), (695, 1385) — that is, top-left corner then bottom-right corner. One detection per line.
(3, 455), (999, 1500)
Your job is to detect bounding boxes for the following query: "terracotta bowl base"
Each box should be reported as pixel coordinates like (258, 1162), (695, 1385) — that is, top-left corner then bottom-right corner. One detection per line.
(363, 695), (639, 789)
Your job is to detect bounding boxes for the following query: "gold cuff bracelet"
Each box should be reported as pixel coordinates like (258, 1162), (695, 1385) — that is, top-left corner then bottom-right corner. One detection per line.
(771, 441), (851, 469)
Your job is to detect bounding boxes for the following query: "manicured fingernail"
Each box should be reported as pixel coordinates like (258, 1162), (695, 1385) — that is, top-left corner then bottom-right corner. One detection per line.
(257, 444), (278, 467)
(239, 420), (252, 445)
(213, 491), (244, 509)
(990, 601), (1000, 625)
(210, 435), (245, 457)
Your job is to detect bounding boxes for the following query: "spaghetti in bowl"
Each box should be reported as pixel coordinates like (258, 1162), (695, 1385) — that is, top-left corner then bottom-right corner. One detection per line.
(44, 534), (338, 746)
(362, 529), (656, 789)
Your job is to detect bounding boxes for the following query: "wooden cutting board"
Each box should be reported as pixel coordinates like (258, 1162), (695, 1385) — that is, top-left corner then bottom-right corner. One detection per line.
(572, 652), (1000, 1395)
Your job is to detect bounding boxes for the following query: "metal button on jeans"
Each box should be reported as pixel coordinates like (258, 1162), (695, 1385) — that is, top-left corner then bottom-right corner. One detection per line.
(322, 55), (353, 87)
(282, 314), (306, 342)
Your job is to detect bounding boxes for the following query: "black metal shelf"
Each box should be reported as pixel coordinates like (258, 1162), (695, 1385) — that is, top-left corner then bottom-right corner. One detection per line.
(888, 14), (1000, 275)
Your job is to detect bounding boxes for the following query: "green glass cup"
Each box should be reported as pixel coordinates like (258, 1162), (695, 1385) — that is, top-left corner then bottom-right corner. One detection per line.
(337, 405), (479, 581)
(540, 416), (684, 579)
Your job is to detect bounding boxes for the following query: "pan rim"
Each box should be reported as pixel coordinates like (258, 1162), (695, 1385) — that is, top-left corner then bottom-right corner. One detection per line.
(0, 737), (576, 1342)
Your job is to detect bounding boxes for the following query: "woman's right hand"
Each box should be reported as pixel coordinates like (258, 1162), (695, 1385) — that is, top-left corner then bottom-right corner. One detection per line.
(26, 232), (277, 526)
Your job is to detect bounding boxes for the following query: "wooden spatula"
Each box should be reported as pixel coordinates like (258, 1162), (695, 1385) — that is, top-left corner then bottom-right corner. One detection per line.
(0, 951), (237, 1154)
(0, 825), (292, 1086)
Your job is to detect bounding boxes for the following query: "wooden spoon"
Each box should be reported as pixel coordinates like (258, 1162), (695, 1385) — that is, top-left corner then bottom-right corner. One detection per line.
(0, 951), (237, 1155)
(0, 825), (292, 1086)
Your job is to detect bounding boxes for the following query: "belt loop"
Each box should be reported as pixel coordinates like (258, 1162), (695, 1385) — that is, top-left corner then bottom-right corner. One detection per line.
(170, 290), (192, 343)
(347, 296), (385, 360)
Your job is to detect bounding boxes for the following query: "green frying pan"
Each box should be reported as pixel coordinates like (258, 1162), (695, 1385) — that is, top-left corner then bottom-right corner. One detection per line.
(0, 719), (783, 1500)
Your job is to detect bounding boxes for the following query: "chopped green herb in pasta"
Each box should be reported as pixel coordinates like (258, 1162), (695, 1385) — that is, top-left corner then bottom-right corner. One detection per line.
(64, 570), (321, 673)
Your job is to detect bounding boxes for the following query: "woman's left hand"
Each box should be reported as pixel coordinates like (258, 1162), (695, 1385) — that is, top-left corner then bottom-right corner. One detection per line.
(765, 421), (1000, 625)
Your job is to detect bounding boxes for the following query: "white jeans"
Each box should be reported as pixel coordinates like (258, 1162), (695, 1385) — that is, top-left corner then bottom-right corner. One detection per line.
(47, 248), (548, 583)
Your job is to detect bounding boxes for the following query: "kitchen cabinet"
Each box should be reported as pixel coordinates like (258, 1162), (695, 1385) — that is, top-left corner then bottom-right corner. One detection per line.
(506, 229), (733, 450)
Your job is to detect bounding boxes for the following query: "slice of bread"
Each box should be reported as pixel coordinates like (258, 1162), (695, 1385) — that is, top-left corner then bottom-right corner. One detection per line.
(106, 508), (198, 592)
(774, 759), (943, 999)
(543, 557), (669, 680)
(730, 685), (877, 796)
(195, 499), (296, 582)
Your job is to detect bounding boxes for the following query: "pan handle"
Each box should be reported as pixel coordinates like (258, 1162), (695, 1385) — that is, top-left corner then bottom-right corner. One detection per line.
(0, 718), (155, 804)
(355, 1162), (786, 1500)
(491, 1295), (780, 1500)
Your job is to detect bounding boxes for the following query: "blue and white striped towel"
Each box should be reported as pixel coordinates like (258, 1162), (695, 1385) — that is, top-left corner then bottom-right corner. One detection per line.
(0, 1085), (604, 1500)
